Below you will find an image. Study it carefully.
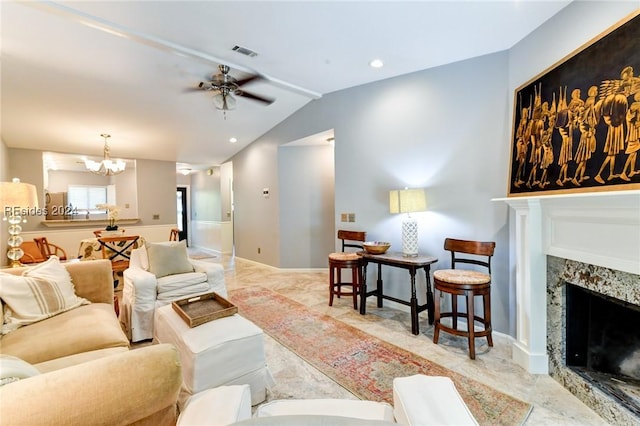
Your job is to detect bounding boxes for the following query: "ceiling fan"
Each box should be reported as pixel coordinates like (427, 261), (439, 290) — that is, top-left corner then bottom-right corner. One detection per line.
(190, 64), (275, 114)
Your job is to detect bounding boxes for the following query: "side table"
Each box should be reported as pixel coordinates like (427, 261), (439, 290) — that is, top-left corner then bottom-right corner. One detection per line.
(360, 252), (438, 335)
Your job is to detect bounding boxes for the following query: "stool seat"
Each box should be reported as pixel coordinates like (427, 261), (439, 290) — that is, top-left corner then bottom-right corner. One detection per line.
(433, 269), (490, 285)
(328, 252), (360, 262)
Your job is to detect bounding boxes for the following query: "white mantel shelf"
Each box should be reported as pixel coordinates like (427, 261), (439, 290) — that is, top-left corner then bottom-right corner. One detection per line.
(41, 218), (140, 228)
(493, 190), (640, 374)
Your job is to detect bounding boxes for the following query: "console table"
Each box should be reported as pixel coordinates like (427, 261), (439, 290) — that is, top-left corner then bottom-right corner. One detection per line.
(359, 252), (438, 335)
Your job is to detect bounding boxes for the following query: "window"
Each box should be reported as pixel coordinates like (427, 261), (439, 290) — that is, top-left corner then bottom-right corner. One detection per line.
(67, 185), (108, 214)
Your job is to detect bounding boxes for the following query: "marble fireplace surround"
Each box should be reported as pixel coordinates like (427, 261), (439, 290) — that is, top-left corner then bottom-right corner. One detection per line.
(547, 255), (639, 424)
(497, 190), (640, 421)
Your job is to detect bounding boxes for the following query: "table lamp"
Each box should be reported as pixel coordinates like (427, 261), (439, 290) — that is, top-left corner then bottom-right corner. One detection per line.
(389, 188), (426, 257)
(0, 178), (39, 267)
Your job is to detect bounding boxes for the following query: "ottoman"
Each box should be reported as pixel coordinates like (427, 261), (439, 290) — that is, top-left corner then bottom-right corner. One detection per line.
(154, 304), (274, 408)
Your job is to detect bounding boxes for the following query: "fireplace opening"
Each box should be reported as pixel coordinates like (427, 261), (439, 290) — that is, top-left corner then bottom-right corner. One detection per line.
(566, 283), (640, 416)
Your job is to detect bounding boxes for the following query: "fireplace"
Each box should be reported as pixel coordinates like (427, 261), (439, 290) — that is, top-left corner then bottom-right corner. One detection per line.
(498, 191), (640, 423)
(566, 282), (640, 417)
(547, 256), (640, 424)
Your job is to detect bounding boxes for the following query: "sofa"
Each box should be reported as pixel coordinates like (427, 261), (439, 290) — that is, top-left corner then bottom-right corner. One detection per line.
(0, 258), (130, 367)
(121, 240), (226, 342)
(0, 258), (183, 425)
(176, 375), (478, 426)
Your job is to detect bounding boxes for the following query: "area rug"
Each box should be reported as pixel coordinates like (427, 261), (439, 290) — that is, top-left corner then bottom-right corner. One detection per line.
(229, 286), (532, 426)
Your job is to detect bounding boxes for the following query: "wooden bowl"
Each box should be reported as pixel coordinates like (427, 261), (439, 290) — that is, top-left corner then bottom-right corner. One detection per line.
(363, 241), (391, 255)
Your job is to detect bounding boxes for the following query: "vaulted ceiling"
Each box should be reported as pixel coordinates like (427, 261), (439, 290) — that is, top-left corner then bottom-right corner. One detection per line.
(1, 1), (572, 170)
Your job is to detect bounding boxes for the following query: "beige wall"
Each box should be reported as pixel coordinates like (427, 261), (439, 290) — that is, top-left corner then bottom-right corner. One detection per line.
(6, 148), (45, 233)
(4, 148), (176, 231)
(131, 158), (176, 226)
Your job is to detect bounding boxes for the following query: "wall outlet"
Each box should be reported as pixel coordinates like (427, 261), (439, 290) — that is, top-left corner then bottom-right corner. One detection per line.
(348, 213), (356, 222)
(341, 213), (348, 222)
(152, 214), (160, 220)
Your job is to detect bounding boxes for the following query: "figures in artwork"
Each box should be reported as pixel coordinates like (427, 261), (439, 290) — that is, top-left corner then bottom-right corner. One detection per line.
(511, 64), (640, 192)
(572, 86), (599, 185)
(622, 91), (640, 178)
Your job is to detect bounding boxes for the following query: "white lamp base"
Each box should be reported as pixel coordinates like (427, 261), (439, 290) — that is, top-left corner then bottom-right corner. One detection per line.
(402, 216), (419, 257)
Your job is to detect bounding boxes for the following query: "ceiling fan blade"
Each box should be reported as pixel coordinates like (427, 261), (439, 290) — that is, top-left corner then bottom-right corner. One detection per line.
(182, 86), (206, 93)
(235, 74), (262, 87)
(235, 90), (274, 105)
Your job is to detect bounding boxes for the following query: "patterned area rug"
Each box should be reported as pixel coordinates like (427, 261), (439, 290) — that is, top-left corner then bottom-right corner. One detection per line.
(229, 286), (533, 426)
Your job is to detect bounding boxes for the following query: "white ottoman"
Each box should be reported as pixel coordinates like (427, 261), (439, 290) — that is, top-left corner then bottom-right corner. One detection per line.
(154, 304), (274, 407)
(393, 375), (478, 425)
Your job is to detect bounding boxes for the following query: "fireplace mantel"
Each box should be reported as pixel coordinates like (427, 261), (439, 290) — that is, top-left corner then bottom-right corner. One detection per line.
(494, 190), (640, 374)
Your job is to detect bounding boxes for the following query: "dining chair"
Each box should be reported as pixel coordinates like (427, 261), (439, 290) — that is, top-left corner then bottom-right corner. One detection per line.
(33, 237), (68, 261)
(97, 235), (140, 288)
(18, 241), (47, 264)
(432, 238), (496, 359)
(328, 230), (366, 309)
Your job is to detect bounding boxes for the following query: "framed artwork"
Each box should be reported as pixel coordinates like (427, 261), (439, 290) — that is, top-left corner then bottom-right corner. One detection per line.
(508, 11), (640, 197)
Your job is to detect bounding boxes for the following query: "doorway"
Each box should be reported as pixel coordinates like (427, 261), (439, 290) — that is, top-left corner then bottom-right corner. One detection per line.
(176, 187), (188, 243)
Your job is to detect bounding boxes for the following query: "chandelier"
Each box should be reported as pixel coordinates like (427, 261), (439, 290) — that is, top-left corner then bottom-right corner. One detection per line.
(85, 133), (126, 176)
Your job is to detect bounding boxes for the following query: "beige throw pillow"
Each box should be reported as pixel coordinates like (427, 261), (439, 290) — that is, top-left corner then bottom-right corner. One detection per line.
(146, 240), (194, 278)
(0, 256), (90, 334)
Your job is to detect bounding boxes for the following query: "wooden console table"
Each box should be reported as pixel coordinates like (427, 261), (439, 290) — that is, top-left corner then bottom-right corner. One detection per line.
(359, 251), (438, 335)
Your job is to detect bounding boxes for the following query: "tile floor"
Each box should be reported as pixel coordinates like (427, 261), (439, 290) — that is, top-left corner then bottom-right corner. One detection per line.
(127, 251), (609, 424)
(196, 253), (609, 426)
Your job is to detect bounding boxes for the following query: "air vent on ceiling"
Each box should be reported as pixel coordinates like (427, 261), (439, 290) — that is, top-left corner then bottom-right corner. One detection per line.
(232, 45), (258, 57)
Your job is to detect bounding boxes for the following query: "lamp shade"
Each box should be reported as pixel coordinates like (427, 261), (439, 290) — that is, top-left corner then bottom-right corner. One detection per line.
(0, 178), (39, 211)
(389, 188), (426, 214)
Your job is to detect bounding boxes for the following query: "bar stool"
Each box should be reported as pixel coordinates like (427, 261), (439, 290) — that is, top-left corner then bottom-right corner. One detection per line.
(328, 230), (366, 309)
(432, 238), (495, 359)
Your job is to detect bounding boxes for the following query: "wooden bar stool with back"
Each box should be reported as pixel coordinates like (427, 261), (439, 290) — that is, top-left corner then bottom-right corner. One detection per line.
(432, 238), (496, 359)
(328, 230), (366, 310)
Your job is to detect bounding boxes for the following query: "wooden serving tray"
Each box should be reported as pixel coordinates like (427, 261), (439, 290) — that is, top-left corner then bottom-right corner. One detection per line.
(172, 292), (238, 327)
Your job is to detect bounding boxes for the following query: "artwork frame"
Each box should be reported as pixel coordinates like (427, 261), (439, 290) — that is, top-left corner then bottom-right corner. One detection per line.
(507, 11), (640, 197)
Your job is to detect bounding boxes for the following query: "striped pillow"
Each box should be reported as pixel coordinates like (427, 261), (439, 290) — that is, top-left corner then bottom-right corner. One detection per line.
(0, 256), (89, 334)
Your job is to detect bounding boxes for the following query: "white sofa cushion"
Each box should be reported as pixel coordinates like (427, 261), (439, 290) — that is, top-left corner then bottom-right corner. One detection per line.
(156, 271), (207, 291)
(0, 354), (40, 386)
(177, 385), (251, 426)
(393, 375), (478, 426)
(256, 399), (394, 422)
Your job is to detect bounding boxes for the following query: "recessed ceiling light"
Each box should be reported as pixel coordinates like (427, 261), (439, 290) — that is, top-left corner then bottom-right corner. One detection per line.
(229, 137), (237, 143)
(369, 59), (384, 68)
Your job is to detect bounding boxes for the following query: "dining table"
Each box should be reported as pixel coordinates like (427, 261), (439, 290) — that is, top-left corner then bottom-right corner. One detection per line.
(77, 235), (145, 261)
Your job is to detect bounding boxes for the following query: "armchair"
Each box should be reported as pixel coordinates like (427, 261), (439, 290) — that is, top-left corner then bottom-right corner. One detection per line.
(121, 240), (226, 342)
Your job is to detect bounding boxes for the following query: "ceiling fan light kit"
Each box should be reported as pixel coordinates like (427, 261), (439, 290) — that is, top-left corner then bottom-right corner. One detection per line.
(191, 64), (274, 115)
(85, 133), (126, 176)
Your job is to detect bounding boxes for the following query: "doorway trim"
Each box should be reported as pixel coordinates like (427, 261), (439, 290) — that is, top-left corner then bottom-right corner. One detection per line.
(177, 185), (190, 245)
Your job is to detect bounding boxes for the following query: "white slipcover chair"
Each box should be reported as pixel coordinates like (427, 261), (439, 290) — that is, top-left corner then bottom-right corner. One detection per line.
(121, 243), (226, 342)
